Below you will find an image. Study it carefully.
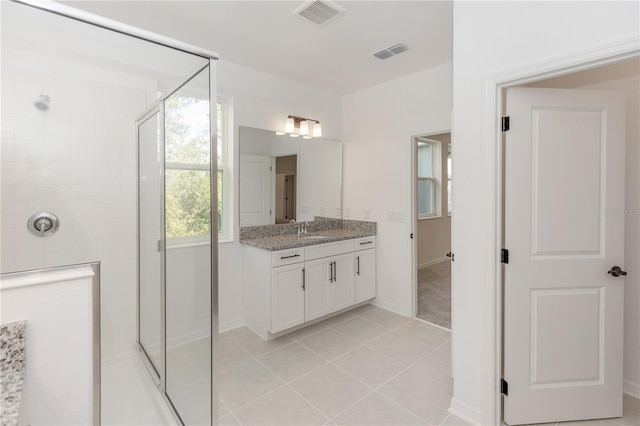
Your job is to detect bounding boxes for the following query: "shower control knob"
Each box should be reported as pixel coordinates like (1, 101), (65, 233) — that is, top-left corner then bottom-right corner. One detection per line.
(35, 217), (54, 233)
(27, 212), (60, 237)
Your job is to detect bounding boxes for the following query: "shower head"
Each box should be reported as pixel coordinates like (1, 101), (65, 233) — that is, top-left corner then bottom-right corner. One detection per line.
(33, 94), (50, 111)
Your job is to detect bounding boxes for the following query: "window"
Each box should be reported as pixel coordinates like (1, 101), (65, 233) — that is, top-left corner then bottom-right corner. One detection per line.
(416, 138), (441, 218)
(447, 143), (452, 215)
(164, 96), (232, 244)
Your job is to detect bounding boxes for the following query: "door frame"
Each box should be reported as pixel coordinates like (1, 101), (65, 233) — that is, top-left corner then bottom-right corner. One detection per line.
(479, 38), (639, 425)
(410, 129), (452, 319)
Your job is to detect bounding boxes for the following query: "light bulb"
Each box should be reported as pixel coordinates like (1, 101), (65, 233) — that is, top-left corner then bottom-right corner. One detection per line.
(285, 117), (294, 133)
(290, 133), (299, 138)
(313, 121), (322, 137)
(300, 120), (309, 136)
(275, 131), (285, 135)
(303, 136), (312, 139)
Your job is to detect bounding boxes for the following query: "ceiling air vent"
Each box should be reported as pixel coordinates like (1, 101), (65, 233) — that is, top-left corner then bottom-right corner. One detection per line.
(293, 0), (346, 26)
(388, 43), (409, 55)
(373, 49), (394, 60)
(372, 41), (410, 60)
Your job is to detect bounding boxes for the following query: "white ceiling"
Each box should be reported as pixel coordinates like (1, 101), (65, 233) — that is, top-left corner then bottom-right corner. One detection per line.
(59, 1), (453, 95)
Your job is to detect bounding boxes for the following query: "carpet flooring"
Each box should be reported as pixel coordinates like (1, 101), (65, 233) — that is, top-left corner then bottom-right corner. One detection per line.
(416, 260), (451, 329)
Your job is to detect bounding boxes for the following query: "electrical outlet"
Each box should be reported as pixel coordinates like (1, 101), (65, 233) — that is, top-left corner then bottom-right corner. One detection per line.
(336, 207), (341, 217)
(364, 209), (370, 220)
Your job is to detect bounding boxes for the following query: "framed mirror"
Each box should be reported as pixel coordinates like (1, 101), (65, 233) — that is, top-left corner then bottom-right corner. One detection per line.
(239, 126), (342, 227)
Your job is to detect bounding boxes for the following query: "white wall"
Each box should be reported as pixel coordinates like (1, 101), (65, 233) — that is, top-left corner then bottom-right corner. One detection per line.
(217, 60), (343, 331)
(526, 60), (640, 398)
(452, 2), (639, 423)
(342, 62), (452, 316)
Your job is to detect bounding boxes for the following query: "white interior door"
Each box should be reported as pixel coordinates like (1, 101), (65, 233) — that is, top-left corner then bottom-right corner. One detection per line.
(240, 154), (274, 226)
(504, 87), (626, 425)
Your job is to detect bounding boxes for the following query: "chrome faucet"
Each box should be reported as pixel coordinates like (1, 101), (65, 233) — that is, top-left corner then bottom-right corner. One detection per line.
(296, 222), (309, 235)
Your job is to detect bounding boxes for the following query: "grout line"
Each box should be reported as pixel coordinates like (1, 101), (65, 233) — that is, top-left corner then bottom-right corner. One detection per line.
(221, 382), (289, 417)
(236, 352), (331, 424)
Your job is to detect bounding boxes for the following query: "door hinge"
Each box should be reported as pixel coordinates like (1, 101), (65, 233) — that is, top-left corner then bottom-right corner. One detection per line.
(501, 378), (509, 396)
(446, 251), (454, 262)
(501, 116), (510, 132)
(410, 233), (414, 239)
(501, 248), (509, 264)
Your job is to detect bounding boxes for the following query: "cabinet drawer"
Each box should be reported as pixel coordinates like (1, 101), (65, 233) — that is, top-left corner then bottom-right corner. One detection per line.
(272, 247), (305, 267)
(355, 236), (376, 251)
(305, 239), (355, 261)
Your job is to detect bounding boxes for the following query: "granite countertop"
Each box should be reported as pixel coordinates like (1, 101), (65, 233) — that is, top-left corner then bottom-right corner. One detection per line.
(241, 227), (376, 251)
(0, 321), (26, 426)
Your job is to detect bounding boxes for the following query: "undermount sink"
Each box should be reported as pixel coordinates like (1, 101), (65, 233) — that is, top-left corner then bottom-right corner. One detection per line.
(298, 235), (328, 240)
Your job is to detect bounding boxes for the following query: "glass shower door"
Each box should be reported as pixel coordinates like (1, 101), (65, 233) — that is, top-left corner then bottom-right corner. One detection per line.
(137, 62), (217, 425)
(164, 67), (212, 425)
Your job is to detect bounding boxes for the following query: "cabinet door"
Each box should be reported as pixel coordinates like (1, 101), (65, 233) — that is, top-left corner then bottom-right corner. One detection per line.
(331, 253), (355, 312)
(304, 257), (332, 321)
(271, 263), (305, 333)
(355, 249), (376, 303)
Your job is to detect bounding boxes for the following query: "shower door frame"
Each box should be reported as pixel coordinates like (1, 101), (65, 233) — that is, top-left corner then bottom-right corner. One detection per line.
(135, 104), (164, 388)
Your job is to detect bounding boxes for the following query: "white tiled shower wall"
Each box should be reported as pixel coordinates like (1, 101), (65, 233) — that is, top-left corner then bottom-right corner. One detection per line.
(1, 62), (152, 359)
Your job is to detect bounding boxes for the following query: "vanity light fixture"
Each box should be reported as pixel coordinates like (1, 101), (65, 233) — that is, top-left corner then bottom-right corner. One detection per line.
(276, 115), (322, 139)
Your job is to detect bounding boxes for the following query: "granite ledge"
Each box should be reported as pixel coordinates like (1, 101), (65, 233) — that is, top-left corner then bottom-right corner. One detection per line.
(0, 321), (26, 426)
(240, 227), (376, 251)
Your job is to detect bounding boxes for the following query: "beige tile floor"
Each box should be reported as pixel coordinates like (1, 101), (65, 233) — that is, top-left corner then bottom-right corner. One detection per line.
(166, 303), (639, 426)
(217, 304), (461, 426)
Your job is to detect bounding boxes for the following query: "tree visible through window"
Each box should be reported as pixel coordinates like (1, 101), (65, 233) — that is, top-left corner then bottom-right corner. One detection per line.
(164, 95), (224, 240)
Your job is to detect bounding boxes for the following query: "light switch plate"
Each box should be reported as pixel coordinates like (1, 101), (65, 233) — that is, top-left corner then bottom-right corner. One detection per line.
(387, 210), (404, 222)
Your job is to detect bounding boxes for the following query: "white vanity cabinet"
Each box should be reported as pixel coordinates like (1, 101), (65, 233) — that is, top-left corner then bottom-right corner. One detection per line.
(242, 236), (375, 340)
(271, 262), (305, 333)
(304, 240), (355, 321)
(354, 236), (376, 303)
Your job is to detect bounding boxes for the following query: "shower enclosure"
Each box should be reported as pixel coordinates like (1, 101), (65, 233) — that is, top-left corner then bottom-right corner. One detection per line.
(1, 1), (218, 424)
(137, 65), (218, 425)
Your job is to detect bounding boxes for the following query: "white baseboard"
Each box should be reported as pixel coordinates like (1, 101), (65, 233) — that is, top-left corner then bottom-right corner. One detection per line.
(448, 398), (482, 426)
(624, 379), (640, 399)
(418, 256), (449, 269)
(101, 349), (134, 367)
(371, 299), (412, 317)
(219, 318), (244, 334)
